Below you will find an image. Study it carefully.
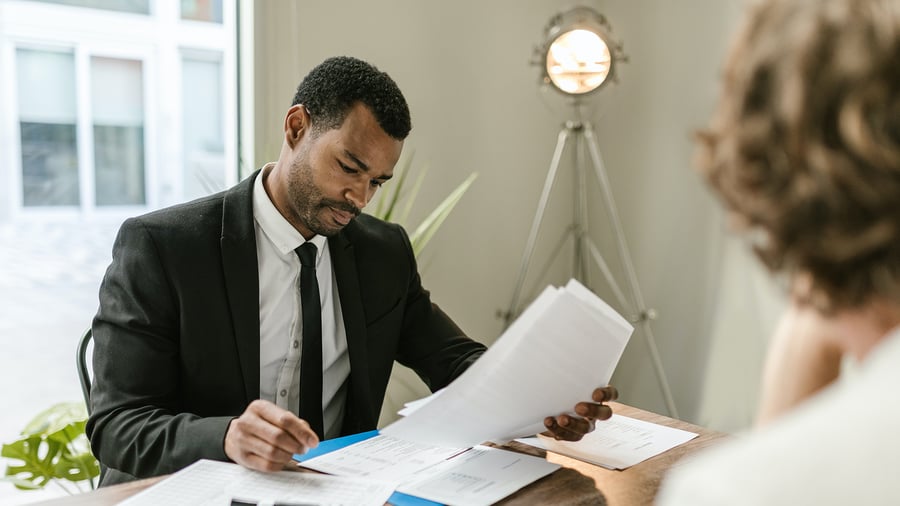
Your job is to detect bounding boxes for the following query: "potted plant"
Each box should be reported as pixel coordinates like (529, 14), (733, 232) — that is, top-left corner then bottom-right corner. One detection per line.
(2, 401), (99, 494)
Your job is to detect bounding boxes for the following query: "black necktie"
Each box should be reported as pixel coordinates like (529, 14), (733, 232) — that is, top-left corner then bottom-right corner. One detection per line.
(295, 242), (324, 439)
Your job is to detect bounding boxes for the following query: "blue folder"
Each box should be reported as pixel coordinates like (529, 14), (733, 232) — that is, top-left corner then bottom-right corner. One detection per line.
(293, 430), (443, 506)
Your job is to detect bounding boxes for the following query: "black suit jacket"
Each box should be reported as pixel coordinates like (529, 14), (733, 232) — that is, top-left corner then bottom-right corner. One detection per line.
(86, 170), (485, 484)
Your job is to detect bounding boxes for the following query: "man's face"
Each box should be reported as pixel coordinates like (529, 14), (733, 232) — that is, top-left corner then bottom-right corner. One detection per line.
(286, 103), (402, 237)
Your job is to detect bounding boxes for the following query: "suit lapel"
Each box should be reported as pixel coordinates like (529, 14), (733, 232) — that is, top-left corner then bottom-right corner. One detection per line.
(221, 171), (261, 403)
(329, 230), (377, 432)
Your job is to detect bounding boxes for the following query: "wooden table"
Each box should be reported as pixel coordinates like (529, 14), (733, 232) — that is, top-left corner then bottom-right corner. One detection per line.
(31, 403), (726, 506)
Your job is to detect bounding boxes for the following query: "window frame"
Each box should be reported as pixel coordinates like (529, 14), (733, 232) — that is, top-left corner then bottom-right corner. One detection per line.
(0, 0), (237, 221)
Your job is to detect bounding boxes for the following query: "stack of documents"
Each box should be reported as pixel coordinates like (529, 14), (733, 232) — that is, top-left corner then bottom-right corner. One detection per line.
(296, 279), (634, 505)
(299, 433), (559, 506)
(382, 278), (633, 447)
(119, 459), (395, 506)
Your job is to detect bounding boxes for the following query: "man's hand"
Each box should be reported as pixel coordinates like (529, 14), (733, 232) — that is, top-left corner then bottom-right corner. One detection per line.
(224, 399), (319, 472)
(542, 386), (618, 442)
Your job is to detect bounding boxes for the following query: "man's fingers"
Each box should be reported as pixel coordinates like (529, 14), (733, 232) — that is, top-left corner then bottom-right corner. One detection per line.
(241, 432), (296, 464)
(225, 400), (320, 472)
(252, 400), (319, 450)
(238, 448), (291, 472)
(252, 419), (310, 456)
(574, 402), (613, 421)
(592, 386), (618, 403)
(544, 414), (595, 441)
(225, 418), (295, 471)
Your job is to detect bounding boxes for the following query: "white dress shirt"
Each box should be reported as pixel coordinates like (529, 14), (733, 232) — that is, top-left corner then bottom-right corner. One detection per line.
(252, 165), (350, 439)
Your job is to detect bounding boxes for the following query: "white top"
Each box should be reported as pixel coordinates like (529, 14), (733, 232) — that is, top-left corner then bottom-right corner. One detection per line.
(252, 166), (351, 439)
(657, 326), (900, 506)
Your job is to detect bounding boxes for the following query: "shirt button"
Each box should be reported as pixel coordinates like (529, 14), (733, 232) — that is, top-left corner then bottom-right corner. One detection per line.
(280, 389), (287, 397)
(293, 340), (299, 349)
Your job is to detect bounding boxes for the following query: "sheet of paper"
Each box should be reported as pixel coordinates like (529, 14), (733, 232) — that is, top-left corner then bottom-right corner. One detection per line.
(397, 389), (444, 417)
(118, 459), (395, 506)
(300, 434), (466, 481)
(382, 279), (633, 447)
(397, 445), (559, 506)
(302, 436), (559, 506)
(517, 414), (699, 470)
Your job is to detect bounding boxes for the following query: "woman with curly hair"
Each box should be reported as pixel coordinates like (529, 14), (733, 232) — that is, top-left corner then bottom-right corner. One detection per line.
(658, 0), (900, 503)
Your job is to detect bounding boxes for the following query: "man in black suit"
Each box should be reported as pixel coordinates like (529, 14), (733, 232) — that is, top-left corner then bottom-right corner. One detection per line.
(87, 56), (616, 485)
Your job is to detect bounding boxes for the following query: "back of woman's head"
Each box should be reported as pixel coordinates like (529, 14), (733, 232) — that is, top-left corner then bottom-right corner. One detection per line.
(698, 0), (900, 312)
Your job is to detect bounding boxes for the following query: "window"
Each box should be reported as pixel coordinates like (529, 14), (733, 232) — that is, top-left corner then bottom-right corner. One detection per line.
(15, 51), (148, 208)
(16, 48), (79, 206)
(91, 56), (146, 206)
(181, 0), (223, 23)
(182, 50), (226, 198)
(0, 2), (237, 502)
(1, 0), (237, 214)
(29, 0), (150, 15)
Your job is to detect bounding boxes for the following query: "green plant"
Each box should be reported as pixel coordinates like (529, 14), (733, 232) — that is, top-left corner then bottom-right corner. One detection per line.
(2, 402), (99, 494)
(369, 151), (478, 256)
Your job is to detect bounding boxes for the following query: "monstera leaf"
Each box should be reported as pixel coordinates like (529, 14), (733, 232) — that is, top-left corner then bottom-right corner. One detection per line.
(2, 402), (99, 493)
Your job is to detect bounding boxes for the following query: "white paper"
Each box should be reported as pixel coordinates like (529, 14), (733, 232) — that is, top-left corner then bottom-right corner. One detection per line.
(398, 445), (560, 506)
(118, 459), (396, 506)
(300, 434), (466, 480)
(397, 389), (443, 417)
(300, 435), (559, 506)
(382, 279), (633, 447)
(518, 414), (699, 470)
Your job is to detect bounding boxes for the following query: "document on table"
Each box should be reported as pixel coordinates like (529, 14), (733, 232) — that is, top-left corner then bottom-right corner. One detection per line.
(299, 433), (467, 481)
(382, 278), (633, 448)
(301, 434), (559, 506)
(517, 414), (699, 470)
(118, 459), (396, 506)
(295, 279), (628, 504)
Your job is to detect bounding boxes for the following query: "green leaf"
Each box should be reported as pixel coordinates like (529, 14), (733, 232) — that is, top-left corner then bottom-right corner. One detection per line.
(54, 451), (100, 483)
(0, 475), (44, 490)
(411, 172), (478, 255)
(368, 154), (477, 258)
(46, 420), (86, 447)
(2, 402), (100, 492)
(2, 436), (59, 490)
(373, 150), (414, 221)
(398, 162), (429, 225)
(21, 402), (87, 437)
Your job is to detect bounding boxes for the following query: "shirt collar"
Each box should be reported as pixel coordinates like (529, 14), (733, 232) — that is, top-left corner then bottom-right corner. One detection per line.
(253, 164), (327, 262)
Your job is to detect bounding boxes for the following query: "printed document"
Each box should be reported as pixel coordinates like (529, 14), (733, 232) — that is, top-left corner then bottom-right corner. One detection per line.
(302, 436), (559, 506)
(382, 279), (633, 447)
(298, 279), (630, 504)
(518, 414), (699, 469)
(118, 459), (395, 506)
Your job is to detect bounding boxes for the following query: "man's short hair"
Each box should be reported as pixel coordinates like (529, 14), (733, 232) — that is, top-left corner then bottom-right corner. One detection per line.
(697, 0), (900, 311)
(292, 56), (411, 140)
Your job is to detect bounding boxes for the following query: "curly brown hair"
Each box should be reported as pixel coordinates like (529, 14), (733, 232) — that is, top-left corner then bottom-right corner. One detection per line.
(698, 0), (900, 312)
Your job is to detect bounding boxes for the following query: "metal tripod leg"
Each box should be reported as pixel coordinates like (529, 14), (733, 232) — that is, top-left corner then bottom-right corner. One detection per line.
(502, 119), (680, 419)
(582, 122), (680, 418)
(503, 127), (572, 326)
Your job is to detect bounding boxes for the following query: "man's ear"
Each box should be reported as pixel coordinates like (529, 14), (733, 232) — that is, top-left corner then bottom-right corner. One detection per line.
(284, 104), (309, 149)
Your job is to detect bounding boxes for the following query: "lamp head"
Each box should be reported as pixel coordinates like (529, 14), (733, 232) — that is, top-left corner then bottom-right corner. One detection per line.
(536, 6), (624, 97)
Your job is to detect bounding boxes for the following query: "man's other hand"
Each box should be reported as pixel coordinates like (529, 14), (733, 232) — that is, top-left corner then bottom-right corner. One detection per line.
(542, 386), (618, 441)
(224, 399), (319, 472)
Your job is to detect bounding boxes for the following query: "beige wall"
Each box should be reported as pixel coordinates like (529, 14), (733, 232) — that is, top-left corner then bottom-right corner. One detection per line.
(252, 0), (777, 431)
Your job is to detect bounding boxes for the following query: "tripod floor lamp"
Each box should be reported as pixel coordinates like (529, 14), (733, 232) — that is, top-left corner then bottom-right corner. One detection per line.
(503, 6), (679, 418)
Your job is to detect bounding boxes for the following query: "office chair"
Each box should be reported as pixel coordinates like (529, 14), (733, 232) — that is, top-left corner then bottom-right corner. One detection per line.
(77, 328), (93, 414)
